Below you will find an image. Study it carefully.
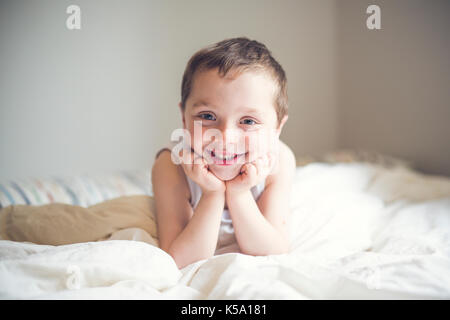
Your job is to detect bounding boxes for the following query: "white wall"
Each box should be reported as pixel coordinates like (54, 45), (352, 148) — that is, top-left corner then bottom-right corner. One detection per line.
(0, 0), (338, 180)
(337, 0), (450, 176)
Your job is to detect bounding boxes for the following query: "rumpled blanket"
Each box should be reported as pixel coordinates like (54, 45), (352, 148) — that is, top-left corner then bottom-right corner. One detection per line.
(1, 163), (450, 299)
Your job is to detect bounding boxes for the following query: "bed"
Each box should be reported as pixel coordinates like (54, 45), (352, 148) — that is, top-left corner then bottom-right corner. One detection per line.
(1, 151), (449, 299)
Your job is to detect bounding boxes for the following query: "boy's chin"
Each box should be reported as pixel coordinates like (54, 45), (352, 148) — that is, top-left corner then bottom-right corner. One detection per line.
(209, 164), (242, 181)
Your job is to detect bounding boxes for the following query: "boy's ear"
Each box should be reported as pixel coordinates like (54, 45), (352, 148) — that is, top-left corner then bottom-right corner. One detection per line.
(178, 102), (186, 129)
(276, 115), (288, 136)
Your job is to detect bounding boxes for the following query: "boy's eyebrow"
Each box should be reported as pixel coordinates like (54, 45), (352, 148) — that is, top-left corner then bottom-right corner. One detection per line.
(192, 101), (215, 108)
(192, 101), (264, 115)
(239, 106), (262, 114)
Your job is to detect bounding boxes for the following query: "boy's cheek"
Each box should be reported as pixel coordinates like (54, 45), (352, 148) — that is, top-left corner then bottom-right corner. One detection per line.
(184, 126), (205, 155)
(245, 129), (279, 161)
(184, 124), (279, 162)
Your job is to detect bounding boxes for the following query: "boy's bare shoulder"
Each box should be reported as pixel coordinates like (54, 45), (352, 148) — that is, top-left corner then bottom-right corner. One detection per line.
(279, 140), (296, 166)
(268, 140), (296, 183)
(151, 150), (190, 196)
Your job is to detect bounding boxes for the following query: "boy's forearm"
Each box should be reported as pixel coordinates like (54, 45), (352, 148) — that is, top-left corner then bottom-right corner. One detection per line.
(226, 190), (289, 256)
(168, 191), (225, 268)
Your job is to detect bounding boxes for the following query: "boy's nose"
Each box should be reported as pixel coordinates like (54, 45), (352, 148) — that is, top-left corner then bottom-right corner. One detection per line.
(221, 128), (240, 145)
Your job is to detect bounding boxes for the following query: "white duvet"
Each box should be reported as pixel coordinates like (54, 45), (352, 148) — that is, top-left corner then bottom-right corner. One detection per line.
(1, 163), (450, 299)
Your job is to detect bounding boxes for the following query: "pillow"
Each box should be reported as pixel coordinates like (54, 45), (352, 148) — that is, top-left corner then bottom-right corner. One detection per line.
(296, 149), (413, 169)
(0, 170), (151, 209)
(0, 195), (157, 245)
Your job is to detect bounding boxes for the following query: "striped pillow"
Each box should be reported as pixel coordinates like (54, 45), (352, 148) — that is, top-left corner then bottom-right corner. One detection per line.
(0, 170), (151, 209)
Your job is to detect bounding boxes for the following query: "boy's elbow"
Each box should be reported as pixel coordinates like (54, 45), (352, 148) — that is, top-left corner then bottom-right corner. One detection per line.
(165, 245), (212, 269)
(164, 245), (188, 269)
(278, 243), (290, 255)
(242, 240), (290, 256)
(171, 254), (189, 270)
(165, 248), (186, 269)
(270, 241), (290, 255)
(279, 236), (290, 254)
(264, 233), (290, 255)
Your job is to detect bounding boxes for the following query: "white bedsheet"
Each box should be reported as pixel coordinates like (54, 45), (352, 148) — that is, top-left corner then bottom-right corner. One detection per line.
(1, 163), (450, 299)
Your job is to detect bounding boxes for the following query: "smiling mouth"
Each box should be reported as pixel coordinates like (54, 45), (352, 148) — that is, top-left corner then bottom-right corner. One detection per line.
(207, 149), (246, 166)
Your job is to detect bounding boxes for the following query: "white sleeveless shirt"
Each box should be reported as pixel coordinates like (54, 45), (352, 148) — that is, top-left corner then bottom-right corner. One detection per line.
(184, 174), (266, 255)
(156, 144), (266, 254)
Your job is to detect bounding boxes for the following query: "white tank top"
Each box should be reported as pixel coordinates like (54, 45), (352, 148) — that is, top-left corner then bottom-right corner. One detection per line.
(156, 143), (266, 254)
(184, 174), (266, 255)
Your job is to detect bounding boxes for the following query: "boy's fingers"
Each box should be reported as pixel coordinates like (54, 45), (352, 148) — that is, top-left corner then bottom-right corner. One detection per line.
(180, 163), (193, 180)
(181, 148), (204, 166)
(268, 152), (277, 172)
(180, 149), (200, 176)
(240, 163), (250, 174)
(178, 148), (191, 165)
(265, 154), (273, 171)
(261, 155), (269, 168)
(252, 155), (272, 179)
(192, 156), (213, 179)
(192, 150), (204, 165)
(192, 162), (205, 176)
(253, 157), (265, 176)
(245, 162), (258, 177)
(172, 147), (185, 164)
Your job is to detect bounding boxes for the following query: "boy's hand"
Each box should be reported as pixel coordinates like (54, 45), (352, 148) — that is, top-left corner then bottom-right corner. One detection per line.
(179, 148), (226, 194)
(226, 153), (275, 194)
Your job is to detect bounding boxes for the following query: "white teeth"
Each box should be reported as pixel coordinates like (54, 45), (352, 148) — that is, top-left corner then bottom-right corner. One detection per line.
(207, 150), (243, 161)
(210, 151), (235, 160)
(217, 155), (234, 160)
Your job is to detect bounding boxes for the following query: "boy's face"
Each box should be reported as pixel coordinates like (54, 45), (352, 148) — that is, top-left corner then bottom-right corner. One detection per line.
(180, 68), (287, 181)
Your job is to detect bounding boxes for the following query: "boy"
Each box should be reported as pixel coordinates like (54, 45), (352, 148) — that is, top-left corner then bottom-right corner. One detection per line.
(152, 37), (296, 269)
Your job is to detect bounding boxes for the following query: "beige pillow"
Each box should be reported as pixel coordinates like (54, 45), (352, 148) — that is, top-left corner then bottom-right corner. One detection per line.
(296, 149), (413, 169)
(0, 195), (157, 245)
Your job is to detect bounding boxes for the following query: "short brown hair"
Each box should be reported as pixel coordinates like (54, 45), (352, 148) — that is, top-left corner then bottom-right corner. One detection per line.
(180, 37), (288, 124)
